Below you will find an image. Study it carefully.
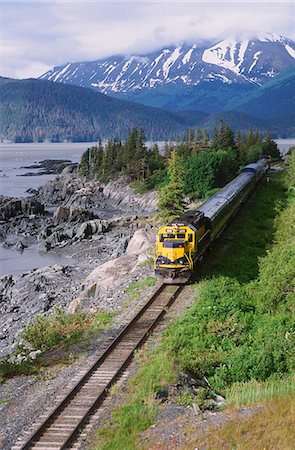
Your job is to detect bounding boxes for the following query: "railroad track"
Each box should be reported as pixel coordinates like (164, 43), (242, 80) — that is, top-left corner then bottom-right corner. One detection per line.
(13, 283), (183, 450)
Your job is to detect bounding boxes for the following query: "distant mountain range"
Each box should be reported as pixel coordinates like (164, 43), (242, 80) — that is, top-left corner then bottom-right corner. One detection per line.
(1, 33), (295, 142)
(41, 33), (295, 92)
(40, 33), (295, 112)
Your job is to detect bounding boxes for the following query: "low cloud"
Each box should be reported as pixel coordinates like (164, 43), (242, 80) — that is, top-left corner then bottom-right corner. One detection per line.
(1, 1), (295, 78)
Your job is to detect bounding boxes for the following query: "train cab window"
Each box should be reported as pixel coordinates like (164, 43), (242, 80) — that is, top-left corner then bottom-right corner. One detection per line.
(177, 234), (185, 239)
(188, 234), (193, 242)
(162, 233), (175, 239)
(163, 241), (184, 248)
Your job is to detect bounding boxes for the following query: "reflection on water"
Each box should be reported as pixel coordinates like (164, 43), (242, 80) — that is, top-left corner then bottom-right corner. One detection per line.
(0, 244), (75, 277)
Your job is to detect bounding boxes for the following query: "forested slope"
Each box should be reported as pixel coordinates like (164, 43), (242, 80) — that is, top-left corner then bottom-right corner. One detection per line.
(0, 77), (190, 142)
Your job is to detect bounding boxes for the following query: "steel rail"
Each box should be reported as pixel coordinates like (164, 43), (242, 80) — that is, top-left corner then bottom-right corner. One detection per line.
(16, 283), (183, 450)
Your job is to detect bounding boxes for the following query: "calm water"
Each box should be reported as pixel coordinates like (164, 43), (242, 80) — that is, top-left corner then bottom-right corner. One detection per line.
(0, 245), (74, 277)
(275, 139), (295, 155)
(0, 142), (94, 198)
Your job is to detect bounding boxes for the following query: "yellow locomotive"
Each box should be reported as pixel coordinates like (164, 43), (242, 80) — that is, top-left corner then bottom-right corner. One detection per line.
(155, 159), (269, 283)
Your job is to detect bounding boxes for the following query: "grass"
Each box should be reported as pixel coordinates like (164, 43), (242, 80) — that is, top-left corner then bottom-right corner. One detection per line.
(197, 173), (287, 283)
(187, 394), (295, 450)
(96, 350), (176, 450)
(124, 276), (157, 302)
(0, 308), (113, 384)
(226, 374), (295, 406)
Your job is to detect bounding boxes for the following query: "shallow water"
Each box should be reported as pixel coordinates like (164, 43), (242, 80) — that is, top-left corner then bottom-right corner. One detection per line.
(0, 142), (93, 198)
(0, 244), (74, 277)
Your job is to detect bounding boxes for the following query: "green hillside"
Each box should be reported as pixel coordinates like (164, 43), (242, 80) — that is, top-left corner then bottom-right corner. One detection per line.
(113, 82), (255, 114)
(0, 77), (197, 142)
(228, 64), (295, 118)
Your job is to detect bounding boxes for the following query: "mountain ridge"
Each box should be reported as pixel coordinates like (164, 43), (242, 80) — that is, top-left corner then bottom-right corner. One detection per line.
(40, 33), (295, 96)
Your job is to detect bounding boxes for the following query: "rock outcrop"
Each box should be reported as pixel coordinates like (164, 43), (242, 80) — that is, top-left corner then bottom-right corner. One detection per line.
(0, 196), (45, 220)
(75, 227), (155, 307)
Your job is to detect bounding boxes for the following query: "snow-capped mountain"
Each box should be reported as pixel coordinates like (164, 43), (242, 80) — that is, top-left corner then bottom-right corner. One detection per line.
(40, 33), (295, 95)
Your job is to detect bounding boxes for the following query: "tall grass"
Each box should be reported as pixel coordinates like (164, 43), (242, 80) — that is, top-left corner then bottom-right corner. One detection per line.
(20, 307), (113, 351)
(226, 374), (295, 406)
(188, 394), (295, 450)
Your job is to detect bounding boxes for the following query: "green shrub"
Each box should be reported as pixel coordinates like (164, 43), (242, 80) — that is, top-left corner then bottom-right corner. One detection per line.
(183, 149), (239, 198)
(20, 307), (113, 352)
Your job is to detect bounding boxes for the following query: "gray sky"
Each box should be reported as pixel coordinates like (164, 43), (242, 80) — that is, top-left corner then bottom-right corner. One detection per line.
(1, 1), (295, 79)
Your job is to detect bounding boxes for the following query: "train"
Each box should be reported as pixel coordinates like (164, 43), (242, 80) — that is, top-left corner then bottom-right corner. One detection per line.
(154, 158), (269, 283)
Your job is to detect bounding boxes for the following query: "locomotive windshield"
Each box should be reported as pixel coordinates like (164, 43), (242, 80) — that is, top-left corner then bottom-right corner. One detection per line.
(162, 241), (185, 248)
(160, 233), (186, 241)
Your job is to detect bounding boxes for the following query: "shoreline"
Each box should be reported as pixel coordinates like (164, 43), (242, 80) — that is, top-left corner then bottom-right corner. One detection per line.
(0, 166), (158, 359)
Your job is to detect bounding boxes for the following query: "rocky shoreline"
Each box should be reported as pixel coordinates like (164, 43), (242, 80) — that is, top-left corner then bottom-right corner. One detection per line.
(0, 163), (158, 360)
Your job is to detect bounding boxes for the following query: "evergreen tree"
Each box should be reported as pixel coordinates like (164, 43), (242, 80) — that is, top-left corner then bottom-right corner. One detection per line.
(185, 128), (192, 155)
(262, 132), (280, 159)
(219, 123), (236, 150)
(202, 129), (209, 147)
(192, 128), (201, 153)
(157, 149), (185, 220)
(211, 127), (219, 149)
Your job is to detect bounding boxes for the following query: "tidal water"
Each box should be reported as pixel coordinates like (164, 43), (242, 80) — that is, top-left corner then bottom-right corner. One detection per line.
(0, 142), (93, 198)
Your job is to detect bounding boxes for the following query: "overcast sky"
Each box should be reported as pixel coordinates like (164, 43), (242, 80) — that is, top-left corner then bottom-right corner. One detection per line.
(1, 1), (295, 79)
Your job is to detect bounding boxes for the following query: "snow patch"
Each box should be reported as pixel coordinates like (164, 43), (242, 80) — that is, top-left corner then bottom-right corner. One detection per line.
(285, 44), (295, 59)
(249, 51), (262, 72)
(259, 33), (285, 43)
(162, 47), (182, 79)
(53, 63), (71, 81)
(202, 40), (240, 73)
(182, 45), (196, 64)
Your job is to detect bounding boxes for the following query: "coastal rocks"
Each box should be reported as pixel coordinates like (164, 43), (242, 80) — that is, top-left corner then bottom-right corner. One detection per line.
(75, 219), (109, 240)
(82, 255), (137, 298)
(0, 196), (45, 220)
(103, 177), (158, 212)
(15, 241), (27, 252)
(0, 265), (80, 359)
(35, 175), (84, 206)
(36, 174), (158, 214)
(37, 218), (110, 251)
(53, 205), (96, 224)
(75, 227), (155, 307)
(19, 159), (77, 176)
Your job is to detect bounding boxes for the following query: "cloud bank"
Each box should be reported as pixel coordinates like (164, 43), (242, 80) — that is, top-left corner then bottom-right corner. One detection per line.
(1, 1), (295, 78)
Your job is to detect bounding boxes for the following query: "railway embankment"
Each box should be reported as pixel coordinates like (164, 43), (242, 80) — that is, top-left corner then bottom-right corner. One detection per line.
(93, 159), (295, 449)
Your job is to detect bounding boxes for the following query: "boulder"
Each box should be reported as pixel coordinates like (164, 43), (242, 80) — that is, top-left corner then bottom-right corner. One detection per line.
(53, 205), (95, 224)
(126, 228), (155, 256)
(75, 219), (109, 240)
(15, 241), (27, 252)
(102, 177), (158, 212)
(82, 255), (137, 298)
